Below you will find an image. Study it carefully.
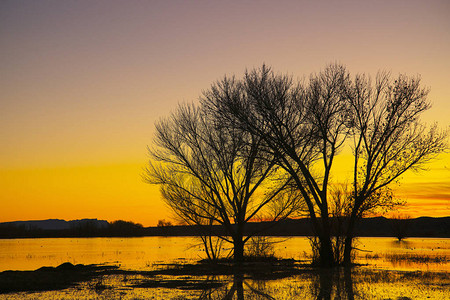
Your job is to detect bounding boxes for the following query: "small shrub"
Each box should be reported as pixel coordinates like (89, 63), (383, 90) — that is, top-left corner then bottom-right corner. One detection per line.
(246, 236), (275, 259)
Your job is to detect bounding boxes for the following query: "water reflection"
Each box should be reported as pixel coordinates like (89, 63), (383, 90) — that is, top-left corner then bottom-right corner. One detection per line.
(196, 269), (358, 300)
(198, 273), (275, 300)
(308, 268), (356, 300)
(390, 239), (412, 249)
(1, 265), (447, 299)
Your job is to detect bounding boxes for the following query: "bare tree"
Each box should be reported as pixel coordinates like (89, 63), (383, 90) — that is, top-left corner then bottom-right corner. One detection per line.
(203, 64), (352, 267)
(145, 103), (300, 263)
(342, 72), (448, 265)
(204, 64), (447, 267)
(391, 213), (411, 242)
(157, 219), (172, 227)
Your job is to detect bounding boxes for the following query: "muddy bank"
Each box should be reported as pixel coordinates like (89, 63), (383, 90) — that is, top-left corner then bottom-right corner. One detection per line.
(0, 262), (117, 294)
(0, 259), (308, 294)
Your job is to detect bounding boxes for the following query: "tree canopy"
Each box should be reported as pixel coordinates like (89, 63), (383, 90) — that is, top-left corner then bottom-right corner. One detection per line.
(147, 64), (447, 266)
(145, 103), (302, 262)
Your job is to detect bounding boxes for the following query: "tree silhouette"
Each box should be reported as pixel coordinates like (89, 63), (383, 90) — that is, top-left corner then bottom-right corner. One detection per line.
(342, 72), (447, 265)
(390, 213), (411, 241)
(203, 64), (447, 267)
(145, 103), (301, 263)
(109, 220), (144, 236)
(156, 219), (172, 227)
(203, 64), (352, 267)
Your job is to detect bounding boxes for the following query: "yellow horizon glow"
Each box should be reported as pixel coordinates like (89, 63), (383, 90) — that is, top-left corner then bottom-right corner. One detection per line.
(0, 151), (447, 227)
(330, 151), (450, 219)
(0, 162), (173, 227)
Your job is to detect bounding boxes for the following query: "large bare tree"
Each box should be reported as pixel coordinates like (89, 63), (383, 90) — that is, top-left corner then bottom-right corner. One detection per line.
(145, 103), (301, 263)
(203, 64), (352, 267)
(204, 64), (447, 267)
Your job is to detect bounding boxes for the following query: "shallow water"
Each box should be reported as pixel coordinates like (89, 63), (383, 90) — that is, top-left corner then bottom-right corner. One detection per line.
(0, 237), (448, 272)
(0, 236), (202, 271)
(0, 237), (448, 299)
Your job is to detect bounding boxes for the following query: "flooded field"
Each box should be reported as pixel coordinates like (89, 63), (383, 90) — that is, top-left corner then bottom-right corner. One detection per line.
(0, 237), (448, 299)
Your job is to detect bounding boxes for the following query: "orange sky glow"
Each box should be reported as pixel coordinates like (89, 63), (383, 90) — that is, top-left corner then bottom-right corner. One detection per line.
(1, 1), (449, 226)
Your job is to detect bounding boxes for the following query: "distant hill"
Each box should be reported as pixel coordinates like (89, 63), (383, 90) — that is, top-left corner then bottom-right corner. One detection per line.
(0, 219), (111, 238)
(0, 217), (448, 239)
(0, 219), (109, 231)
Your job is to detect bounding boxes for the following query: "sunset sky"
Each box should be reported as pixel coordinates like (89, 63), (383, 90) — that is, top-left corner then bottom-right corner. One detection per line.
(1, 1), (449, 226)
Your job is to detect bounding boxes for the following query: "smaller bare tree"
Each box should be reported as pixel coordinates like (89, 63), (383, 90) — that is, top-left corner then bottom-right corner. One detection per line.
(157, 219), (172, 227)
(343, 72), (448, 265)
(391, 213), (411, 241)
(145, 103), (301, 263)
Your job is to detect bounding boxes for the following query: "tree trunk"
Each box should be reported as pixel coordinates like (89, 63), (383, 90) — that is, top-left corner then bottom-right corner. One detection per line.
(233, 235), (244, 264)
(319, 234), (335, 268)
(234, 273), (244, 300)
(319, 215), (336, 267)
(317, 268), (333, 300)
(344, 267), (355, 300)
(343, 213), (358, 267)
(343, 236), (353, 267)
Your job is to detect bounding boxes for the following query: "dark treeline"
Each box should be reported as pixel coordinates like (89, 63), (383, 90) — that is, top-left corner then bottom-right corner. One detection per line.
(0, 217), (448, 239)
(0, 219), (145, 239)
(144, 217), (450, 238)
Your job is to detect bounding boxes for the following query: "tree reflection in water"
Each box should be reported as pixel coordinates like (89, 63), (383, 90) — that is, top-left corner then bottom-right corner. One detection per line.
(309, 268), (356, 300)
(199, 273), (275, 300)
(197, 269), (356, 300)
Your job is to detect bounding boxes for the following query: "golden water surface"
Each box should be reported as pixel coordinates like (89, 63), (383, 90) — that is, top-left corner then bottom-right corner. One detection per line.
(0, 237), (448, 299)
(0, 237), (448, 272)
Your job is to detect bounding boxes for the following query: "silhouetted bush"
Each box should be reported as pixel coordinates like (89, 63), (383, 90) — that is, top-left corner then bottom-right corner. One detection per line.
(108, 220), (144, 236)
